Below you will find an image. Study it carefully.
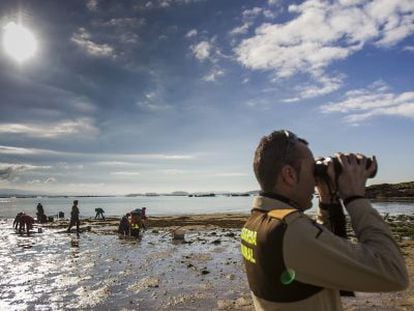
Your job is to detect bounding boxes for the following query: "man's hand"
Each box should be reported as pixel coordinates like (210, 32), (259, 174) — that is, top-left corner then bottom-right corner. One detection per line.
(336, 153), (377, 199)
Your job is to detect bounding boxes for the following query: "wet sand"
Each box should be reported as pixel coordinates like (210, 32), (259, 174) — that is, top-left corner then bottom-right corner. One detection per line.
(1, 213), (413, 310)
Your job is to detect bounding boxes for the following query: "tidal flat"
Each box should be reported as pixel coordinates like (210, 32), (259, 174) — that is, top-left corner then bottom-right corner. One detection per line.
(1, 214), (413, 310)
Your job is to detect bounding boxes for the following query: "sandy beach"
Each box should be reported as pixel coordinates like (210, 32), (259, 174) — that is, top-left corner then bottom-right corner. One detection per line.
(1, 213), (413, 310)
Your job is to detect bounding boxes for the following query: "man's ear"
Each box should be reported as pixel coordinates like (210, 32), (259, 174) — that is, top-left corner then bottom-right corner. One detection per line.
(280, 164), (298, 186)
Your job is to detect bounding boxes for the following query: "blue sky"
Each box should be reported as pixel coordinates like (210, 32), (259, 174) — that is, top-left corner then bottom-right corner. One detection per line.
(0, 0), (413, 195)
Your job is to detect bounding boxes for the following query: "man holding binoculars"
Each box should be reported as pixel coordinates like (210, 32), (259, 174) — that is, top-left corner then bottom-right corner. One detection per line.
(241, 130), (408, 310)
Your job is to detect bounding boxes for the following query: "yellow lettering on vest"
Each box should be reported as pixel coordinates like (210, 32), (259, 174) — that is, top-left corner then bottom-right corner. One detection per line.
(240, 227), (257, 246)
(241, 244), (256, 264)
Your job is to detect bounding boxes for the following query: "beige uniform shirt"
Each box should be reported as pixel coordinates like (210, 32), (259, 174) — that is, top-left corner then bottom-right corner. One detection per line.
(250, 196), (409, 311)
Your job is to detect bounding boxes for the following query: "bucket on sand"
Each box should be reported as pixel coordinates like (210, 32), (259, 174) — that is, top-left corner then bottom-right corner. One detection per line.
(172, 228), (186, 240)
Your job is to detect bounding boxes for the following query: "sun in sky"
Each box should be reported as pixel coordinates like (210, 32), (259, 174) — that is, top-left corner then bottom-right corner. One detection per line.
(2, 21), (37, 63)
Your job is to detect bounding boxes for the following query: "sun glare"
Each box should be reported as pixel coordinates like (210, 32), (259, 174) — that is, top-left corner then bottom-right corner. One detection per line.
(3, 22), (37, 63)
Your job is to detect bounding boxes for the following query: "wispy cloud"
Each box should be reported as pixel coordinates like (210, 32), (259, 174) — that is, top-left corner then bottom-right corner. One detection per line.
(203, 67), (225, 82)
(320, 81), (414, 125)
(96, 161), (137, 166)
(186, 29), (198, 38)
(136, 91), (172, 111)
(0, 118), (99, 139)
(285, 73), (344, 102)
(230, 6), (276, 37)
(235, 0), (414, 98)
(403, 45), (414, 52)
(71, 27), (115, 57)
(190, 38), (226, 81)
(0, 145), (53, 155)
(191, 41), (212, 61)
(140, 0), (206, 10)
(110, 171), (141, 176)
(27, 177), (57, 185)
(0, 163), (51, 180)
(268, 0), (279, 6)
(0, 144), (196, 162)
(214, 172), (248, 177)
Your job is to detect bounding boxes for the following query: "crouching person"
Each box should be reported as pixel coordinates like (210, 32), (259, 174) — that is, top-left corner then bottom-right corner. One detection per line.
(130, 211), (144, 238)
(118, 213), (130, 236)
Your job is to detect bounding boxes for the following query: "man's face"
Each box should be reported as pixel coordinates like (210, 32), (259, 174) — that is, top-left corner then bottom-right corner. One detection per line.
(294, 143), (316, 210)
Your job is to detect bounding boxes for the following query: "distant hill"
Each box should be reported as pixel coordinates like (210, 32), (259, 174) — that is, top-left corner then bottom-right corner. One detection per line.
(0, 188), (42, 197)
(366, 181), (414, 201)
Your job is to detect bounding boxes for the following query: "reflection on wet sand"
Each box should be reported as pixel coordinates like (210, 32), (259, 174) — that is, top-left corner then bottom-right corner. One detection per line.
(0, 218), (251, 310)
(0, 215), (413, 310)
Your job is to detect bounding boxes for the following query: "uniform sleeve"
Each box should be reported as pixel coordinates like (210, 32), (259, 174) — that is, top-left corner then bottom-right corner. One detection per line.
(283, 199), (409, 292)
(317, 201), (347, 238)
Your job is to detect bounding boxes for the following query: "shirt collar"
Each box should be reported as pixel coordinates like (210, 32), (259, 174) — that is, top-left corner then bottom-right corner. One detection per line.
(252, 195), (298, 211)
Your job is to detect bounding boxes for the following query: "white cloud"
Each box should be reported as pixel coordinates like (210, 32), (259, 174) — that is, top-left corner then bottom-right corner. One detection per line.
(161, 169), (188, 175)
(291, 74), (344, 100)
(214, 172), (248, 177)
(263, 10), (276, 19)
(403, 45), (414, 52)
(104, 17), (146, 29)
(96, 161), (136, 166)
(141, 0), (206, 9)
(320, 81), (414, 124)
(235, 0), (414, 98)
(242, 7), (263, 20)
(71, 28), (114, 57)
(203, 67), (225, 82)
(111, 171), (141, 176)
(0, 163), (51, 171)
(230, 6), (277, 37)
(0, 163), (51, 180)
(0, 146), (40, 155)
(191, 41), (212, 61)
(156, 155), (194, 160)
(0, 118), (99, 139)
(136, 91), (172, 111)
(121, 153), (195, 161)
(268, 0), (279, 6)
(190, 38), (225, 81)
(186, 29), (198, 38)
(45, 177), (57, 184)
(229, 23), (251, 36)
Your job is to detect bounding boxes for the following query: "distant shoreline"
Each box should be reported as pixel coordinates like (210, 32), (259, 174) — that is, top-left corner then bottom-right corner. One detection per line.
(1, 180), (413, 201)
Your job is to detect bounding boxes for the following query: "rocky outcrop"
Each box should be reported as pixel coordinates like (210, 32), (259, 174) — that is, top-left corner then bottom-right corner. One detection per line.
(366, 181), (414, 201)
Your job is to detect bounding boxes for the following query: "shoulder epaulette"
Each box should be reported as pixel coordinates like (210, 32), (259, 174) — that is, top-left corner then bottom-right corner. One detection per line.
(267, 209), (298, 220)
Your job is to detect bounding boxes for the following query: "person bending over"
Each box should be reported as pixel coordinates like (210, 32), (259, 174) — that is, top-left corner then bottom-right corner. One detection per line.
(95, 207), (105, 220)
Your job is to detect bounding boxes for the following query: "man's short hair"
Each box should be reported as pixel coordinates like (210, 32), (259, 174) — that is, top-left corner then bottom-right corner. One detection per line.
(253, 130), (308, 192)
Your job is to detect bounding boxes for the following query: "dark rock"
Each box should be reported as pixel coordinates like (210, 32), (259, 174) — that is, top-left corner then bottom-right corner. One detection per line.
(366, 181), (414, 201)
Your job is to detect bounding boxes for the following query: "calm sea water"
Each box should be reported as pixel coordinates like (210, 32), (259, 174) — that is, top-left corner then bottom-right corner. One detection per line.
(0, 195), (413, 219)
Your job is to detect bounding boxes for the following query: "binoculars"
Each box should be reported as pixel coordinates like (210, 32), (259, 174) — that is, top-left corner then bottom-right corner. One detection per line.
(314, 155), (377, 179)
